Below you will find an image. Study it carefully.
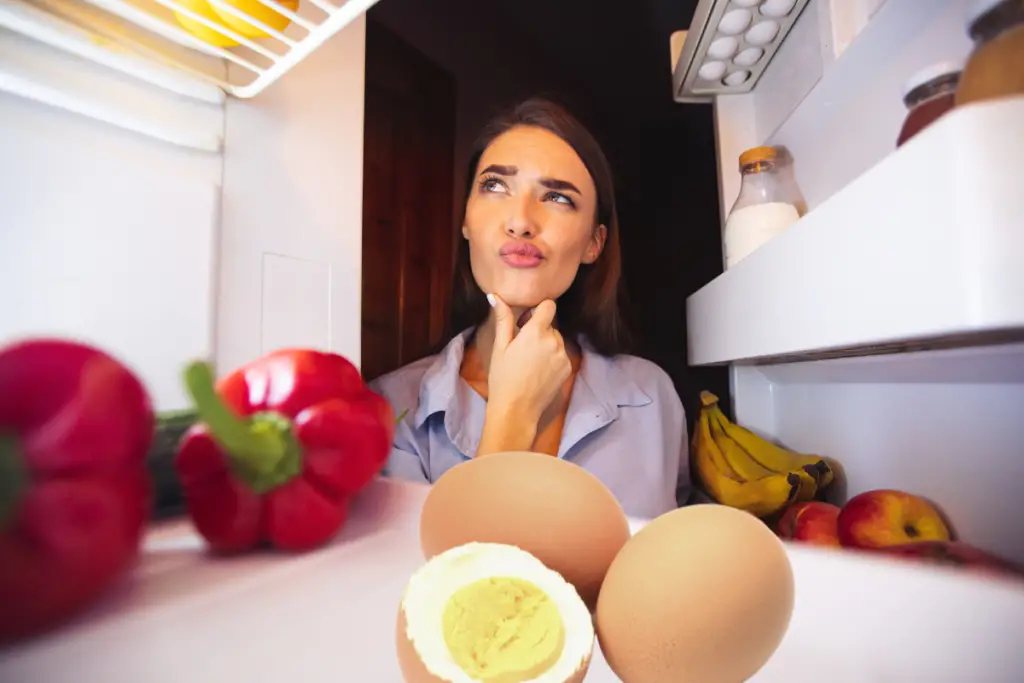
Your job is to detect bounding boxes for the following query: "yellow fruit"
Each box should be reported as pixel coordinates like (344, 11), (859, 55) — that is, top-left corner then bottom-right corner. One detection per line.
(701, 391), (834, 490)
(694, 410), (741, 481)
(174, 0), (239, 47)
(791, 468), (819, 502)
(692, 411), (801, 518)
(210, 0), (299, 39)
(709, 408), (818, 502)
(709, 409), (773, 480)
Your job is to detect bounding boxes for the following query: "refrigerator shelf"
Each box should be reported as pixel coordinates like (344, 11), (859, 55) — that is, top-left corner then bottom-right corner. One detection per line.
(0, 0), (378, 105)
(4, 479), (1024, 683)
(687, 97), (1024, 367)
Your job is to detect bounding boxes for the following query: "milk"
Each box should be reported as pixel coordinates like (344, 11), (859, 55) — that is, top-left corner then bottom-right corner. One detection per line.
(723, 201), (800, 269)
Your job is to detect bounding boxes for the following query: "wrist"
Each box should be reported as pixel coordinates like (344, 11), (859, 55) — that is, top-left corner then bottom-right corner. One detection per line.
(486, 398), (543, 430)
(478, 400), (539, 456)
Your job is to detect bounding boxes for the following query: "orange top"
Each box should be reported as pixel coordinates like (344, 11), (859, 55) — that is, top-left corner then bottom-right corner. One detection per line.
(739, 145), (777, 169)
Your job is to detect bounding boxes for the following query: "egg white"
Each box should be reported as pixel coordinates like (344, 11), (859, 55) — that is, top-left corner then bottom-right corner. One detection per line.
(401, 542), (595, 683)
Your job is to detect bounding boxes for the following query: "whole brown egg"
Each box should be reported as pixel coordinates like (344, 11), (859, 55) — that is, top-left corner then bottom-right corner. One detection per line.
(595, 504), (795, 683)
(418, 451), (631, 608)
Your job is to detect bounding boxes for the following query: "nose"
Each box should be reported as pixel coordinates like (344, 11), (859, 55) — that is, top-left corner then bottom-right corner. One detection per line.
(504, 194), (537, 239)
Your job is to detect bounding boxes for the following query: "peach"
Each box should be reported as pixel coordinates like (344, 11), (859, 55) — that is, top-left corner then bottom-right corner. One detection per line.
(776, 502), (841, 547)
(837, 489), (951, 549)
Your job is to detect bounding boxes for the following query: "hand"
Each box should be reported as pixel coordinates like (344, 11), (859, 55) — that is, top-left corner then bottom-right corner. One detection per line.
(486, 295), (572, 426)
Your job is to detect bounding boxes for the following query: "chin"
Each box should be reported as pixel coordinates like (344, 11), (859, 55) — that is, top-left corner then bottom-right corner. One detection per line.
(501, 295), (543, 310)
(489, 284), (546, 310)
(485, 272), (572, 311)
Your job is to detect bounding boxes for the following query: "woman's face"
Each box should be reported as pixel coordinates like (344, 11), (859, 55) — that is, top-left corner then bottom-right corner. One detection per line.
(463, 125), (606, 310)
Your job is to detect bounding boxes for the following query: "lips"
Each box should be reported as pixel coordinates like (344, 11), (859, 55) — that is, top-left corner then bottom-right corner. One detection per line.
(499, 242), (543, 268)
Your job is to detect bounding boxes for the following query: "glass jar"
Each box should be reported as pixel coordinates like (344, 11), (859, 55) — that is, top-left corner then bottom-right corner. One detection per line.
(723, 146), (802, 270)
(896, 62), (962, 148)
(956, 0), (1024, 106)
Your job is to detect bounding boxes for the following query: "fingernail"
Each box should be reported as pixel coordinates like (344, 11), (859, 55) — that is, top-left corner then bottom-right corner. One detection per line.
(486, 293), (497, 308)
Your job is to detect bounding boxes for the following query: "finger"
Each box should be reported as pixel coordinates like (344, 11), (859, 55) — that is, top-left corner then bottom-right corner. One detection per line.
(553, 327), (566, 352)
(517, 307), (535, 328)
(487, 293), (515, 354)
(522, 299), (557, 332)
(553, 329), (570, 366)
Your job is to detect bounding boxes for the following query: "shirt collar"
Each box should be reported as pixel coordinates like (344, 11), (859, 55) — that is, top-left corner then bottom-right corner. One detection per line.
(412, 328), (651, 431)
(412, 329), (472, 429)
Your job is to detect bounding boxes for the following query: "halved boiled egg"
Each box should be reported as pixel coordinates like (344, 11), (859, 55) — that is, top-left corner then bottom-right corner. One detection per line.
(396, 542), (594, 683)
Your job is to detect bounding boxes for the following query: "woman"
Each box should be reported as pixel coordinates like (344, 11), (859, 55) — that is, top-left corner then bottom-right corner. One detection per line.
(370, 98), (691, 519)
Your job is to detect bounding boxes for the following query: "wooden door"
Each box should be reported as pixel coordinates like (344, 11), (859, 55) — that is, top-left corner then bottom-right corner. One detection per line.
(361, 19), (456, 382)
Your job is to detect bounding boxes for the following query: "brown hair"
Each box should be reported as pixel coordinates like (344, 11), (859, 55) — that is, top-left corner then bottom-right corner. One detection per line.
(445, 97), (631, 356)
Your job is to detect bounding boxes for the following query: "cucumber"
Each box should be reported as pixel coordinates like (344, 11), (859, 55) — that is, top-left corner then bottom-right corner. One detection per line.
(147, 410), (199, 519)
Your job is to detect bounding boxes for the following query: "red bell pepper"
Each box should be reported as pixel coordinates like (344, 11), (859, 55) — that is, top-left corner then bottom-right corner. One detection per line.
(175, 349), (395, 553)
(0, 339), (154, 644)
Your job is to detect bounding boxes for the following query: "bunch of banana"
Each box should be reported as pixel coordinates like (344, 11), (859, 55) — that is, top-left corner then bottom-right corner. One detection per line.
(692, 391), (835, 518)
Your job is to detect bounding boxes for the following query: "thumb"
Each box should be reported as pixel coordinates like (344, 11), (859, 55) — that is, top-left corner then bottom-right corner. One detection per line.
(487, 293), (515, 356)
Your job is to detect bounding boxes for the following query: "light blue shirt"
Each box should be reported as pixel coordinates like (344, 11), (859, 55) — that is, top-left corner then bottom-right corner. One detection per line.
(369, 329), (692, 519)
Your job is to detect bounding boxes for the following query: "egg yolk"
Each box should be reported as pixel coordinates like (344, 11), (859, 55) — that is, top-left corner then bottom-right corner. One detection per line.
(442, 577), (565, 683)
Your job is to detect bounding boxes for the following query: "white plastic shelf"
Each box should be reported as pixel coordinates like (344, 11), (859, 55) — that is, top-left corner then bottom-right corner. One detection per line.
(2, 478), (1024, 683)
(687, 97), (1024, 366)
(0, 0), (377, 149)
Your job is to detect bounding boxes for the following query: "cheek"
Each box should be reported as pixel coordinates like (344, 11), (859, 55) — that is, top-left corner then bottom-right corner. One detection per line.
(540, 224), (594, 288)
(463, 194), (492, 229)
(548, 221), (595, 264)
(463, 214), (496, 288)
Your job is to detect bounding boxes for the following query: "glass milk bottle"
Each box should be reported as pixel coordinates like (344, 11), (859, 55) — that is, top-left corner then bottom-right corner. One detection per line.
(723, 146), (802, 269)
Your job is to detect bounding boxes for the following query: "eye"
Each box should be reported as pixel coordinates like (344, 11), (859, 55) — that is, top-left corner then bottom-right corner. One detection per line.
(545, 191), (576, 208)
(479, 176), (508, 194)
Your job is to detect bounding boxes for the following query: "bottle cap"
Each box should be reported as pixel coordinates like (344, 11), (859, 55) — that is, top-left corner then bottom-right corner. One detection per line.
(738, 145), (777, 169)
(901, 60), (964, 101)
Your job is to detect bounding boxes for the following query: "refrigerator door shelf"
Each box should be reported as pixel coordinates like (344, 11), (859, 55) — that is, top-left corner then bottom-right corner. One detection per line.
(687, 97), (1024, 367)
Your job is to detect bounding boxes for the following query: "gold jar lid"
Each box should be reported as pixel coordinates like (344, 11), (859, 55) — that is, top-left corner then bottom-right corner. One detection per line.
(738, 145), (777, 169)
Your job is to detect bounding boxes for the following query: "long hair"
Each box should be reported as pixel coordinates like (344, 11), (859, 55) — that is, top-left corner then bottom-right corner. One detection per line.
(444, 97), (631, 356)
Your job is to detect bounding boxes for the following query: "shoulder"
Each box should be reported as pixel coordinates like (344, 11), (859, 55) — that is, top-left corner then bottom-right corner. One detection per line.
(368, 329), (473, 425)
(367, 354), (437, 414)
(609, 354), (681, 407)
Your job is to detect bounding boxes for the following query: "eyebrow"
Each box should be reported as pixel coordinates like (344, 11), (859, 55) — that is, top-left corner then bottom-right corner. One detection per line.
(479, 164), (583, 195)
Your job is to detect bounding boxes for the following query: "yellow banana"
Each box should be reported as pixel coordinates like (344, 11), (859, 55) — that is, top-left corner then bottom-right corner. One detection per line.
(707, 409), (773, 480)
(700, 391), (834, 489)
(694, 408), (741, 480)
(692, 409), (801, 518)
(708, 408), (818, 502)
(794, 471), (819, 502)
(716, 406), (834, 489)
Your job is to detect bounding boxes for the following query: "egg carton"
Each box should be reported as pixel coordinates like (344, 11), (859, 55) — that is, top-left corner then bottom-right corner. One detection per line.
(672, 0), (812, 102)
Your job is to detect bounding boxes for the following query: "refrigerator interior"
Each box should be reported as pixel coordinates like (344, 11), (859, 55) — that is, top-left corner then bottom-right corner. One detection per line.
(2, 0), (1024, 679)
(0, 2), (370, 410)
(1, 0), (1022, 605)
(698, 0), (1024, 564)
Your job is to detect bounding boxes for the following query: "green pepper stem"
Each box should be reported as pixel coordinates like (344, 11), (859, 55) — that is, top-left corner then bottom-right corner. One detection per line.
(183, 361), (287, 478)
(0, 432), (25, 530)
